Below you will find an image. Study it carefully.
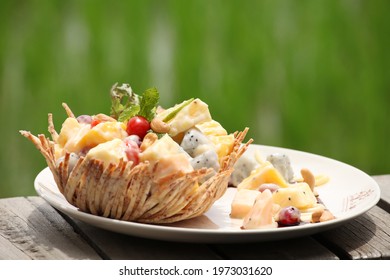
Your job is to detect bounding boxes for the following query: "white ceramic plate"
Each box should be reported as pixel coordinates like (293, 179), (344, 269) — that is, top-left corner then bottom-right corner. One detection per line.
(34, 144), (381, 243)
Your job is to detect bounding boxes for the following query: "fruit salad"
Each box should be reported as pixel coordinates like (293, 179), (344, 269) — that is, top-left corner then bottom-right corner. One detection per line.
(53, 84), (239, 181)
(20, 82), (333, 228)
(20, 83), (250, 224)
(230, 150), (334, 229)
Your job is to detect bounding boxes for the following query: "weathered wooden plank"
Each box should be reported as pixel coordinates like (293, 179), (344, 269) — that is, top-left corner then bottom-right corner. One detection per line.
(1, 174), (388, 260)
(312, 175), (390, 260)
(211, 237), (338, 260)
(373, 175), (390, 212)
(63, 217), (221, 260)
(315, 206), (390, 260)
(0, 197), (101, 260)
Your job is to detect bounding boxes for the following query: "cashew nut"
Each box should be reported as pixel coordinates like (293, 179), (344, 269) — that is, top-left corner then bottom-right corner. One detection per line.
(319, 210), (335, 222)
(150, 118), (170, 134)
(94, 114), (116, 122)
(301, 168), (316, 191)
(311, 209), (324, 223)
(140, 132), (158, 152)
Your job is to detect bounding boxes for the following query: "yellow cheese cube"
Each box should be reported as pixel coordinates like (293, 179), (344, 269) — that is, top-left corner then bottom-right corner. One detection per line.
(230, 189), (260, 219)
(86, 139), (126, 166)
(272, 183), (317, 210)
(237, 161), (288, 190)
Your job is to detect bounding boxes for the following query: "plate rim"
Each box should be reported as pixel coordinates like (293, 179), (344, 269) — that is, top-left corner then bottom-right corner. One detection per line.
(34, 144), (381, 243)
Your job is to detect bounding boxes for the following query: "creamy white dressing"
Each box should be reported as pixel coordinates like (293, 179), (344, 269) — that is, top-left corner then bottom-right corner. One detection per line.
(57, 120), (128, 157)
(86, 139), (127, 166)
(167, 99), (212, 136)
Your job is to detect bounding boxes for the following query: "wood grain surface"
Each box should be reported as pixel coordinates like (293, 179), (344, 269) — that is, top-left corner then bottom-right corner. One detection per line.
(1, 175), (389, 260)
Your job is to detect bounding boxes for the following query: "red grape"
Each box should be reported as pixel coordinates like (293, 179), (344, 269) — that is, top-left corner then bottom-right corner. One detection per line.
(124, 139), (140, 165)
(76, 115), (92, 124)
(125, 135), (142, 146)
(278, 206), (301, 226)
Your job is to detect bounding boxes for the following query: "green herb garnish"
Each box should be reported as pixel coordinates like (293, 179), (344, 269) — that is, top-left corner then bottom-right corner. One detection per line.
(110, 83), (159, 122)
(139, 87), (159, 121)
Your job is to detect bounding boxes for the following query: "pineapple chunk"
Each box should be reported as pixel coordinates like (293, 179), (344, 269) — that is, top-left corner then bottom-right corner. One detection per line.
(164, 98), (212, 137)
(196, 120), (227, 136)
(208, 134), (234, 161)
(86, 139), (126, 166)
(155, 153), (194, 182)
(157, 98), (194, 122)
(140, 134), (193, 180)
(77, 121), (127, 150)
(195, 120), (234, 161)
(140, 134), (189, 162)
(237, 161), (288, 190)
(57, 118), (83, 147)
(230, 189), (260, 219)
(54, 143), (64, 160)
(57, 119), (127, 156)
(241, 189), (278, 229)
(272, 183), (317, 210)
(61, 123), (91, 155)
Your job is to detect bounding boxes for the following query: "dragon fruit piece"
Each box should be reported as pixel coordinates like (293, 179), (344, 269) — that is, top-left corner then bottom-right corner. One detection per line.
(267, 153), (295, 183)
(56, 152), (80, 173)
(191, 149), (220, 171)
(190, 149), (220, 183)
(181, 128), (213, 157)
(230, 151), (260, 186)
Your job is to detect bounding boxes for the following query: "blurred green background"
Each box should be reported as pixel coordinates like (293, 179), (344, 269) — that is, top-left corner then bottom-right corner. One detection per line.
(1, 0), (389, 198)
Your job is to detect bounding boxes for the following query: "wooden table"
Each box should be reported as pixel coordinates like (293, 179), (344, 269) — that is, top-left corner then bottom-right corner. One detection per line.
(1, 175), (389, 260)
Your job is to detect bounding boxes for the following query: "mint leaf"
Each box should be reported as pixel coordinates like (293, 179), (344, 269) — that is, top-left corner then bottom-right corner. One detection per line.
(118, 104), (140, 122)
(109, 83), (160, 123)
(139, 87), (159, 121)
(110, 83), (140, 120)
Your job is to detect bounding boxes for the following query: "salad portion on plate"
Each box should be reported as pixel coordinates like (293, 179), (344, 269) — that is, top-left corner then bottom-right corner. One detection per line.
(34, 143), (380, 243)
(228, 148), (334, 230)
(21, 83), (250, 224)
(22, 82), (380, 242)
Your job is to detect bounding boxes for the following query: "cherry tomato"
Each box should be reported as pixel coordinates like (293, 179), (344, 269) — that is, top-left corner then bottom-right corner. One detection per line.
(126, 116), (150, 139)
(90, 119), (101, 128)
